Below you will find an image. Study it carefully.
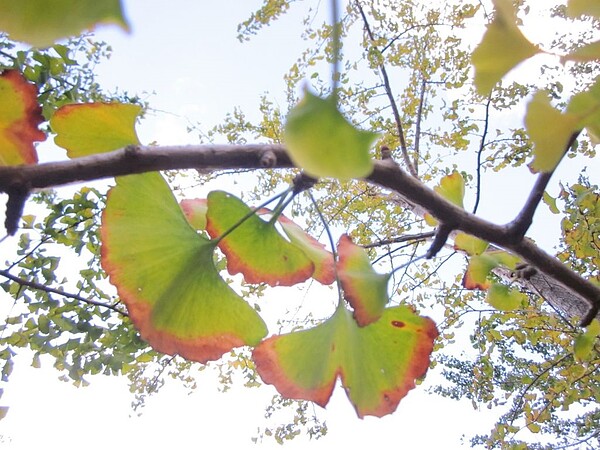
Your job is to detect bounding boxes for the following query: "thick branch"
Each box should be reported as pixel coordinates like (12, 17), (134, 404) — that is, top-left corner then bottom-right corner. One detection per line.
(1, 143), (598, 324)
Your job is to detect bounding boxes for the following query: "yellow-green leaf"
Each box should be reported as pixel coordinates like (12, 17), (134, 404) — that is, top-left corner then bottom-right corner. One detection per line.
(562, 40), (600, 63)
(526, 92), (579, 173)
(0, 0), (130, 47)
(283, 90), (378, 179)
(471, 0), (540, 95)
(568, 0), (600, 17)
(454, 233), (489, 256)
(574, 319), (600, 361)
(51, 103), (141, 157)
(486, 283), (526, 311)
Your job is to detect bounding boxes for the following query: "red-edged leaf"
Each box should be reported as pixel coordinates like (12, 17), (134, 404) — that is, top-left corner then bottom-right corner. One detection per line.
(337, 234), (390, 326)
(0, 70), (45, 166)
(277, 214), (335, 285)
(101, 173), (267, 363)
(180, 198), (208, 231)
(253, 305), (438, 418)
(206, 191), (314, 286)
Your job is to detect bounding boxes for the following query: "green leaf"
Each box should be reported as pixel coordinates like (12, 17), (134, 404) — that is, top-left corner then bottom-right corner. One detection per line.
(426, 171), (465, 226)
(562, 40), (600, 63)
(471, 0), (540, 95)
(337, 234), (391, 326)
(277, 214), (335, 285)
(463, 250), (520, 289)
(574, 319), (600, 361)
(206, 191), (314, 286)
(486, 283), (526, 311)
(454, 232), (489, 256)
(253, 305), (438, 418)
(0, 70), (45, 166)
(180, 198), (208, 231)
(283, 90), (378, 179)
(526, 92), (579, 173)
(51, 103), (142, 157)
(0, 0), (130, 47)
(567, 78), (600, 143)
(101, 172), (267, 363)
(568, 0), (600, 17)
(542, 191), (560, 214)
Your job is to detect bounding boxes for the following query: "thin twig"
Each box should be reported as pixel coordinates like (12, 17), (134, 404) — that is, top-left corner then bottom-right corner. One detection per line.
(472, 96), (491, 214)
(354, 1), (418, 178)
(0, 269), (128, 317)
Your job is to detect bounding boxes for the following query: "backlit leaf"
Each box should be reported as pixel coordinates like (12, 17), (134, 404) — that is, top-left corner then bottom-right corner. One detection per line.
(435, 171), (465, 208)
(0, 70), (45, 166)
(471, 0), (540, 95)
(51, 103), (141, 157)
(277, 214), (335, 285)
(568, 0), (600, 17)
(454, 232), (489, 256)
(283, 90), (378, 179)
(0, 0), (130, 47)
(206, 191), (314, 286)
(180, 198), (208, 231)
(562, 40), (600, 63)
(463, 250), (520, 289)
(526, 92), (579, 172)
(486, 283), (526, 311)
(542, 191), (560, 214)
(253, 305), (438, 418)
(101, 172), (267, 363)
(574, 319), (600, 361)
(567, 78), (600, 143)
(337, 234), (390, 326)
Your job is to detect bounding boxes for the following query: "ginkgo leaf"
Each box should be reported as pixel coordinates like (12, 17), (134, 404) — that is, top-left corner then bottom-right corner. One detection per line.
(51, 103), (141, 157)
(568, 0), (600, 17)
(561, 40), (600, 63)
(101, 172), (267, 363)
(426, 171), (465, 226)
(486, 283), (526, 311)
(180, 198), (208, 231)
(277, 214), (335, 285)
(206, 191), (314, 286)
(253, 305), (438, 418)
(454, 233), (489, 256)
(0, 70), (45, 166)
(471, 0), (540, 95)
(574, 319), (600, 361)
(526, 92), (580, 172)
(568, 79), (600, 143)
(463, 250), (520, 289)
(0, 0), (130, 47)
(436, 171), (465, 207)
(283, 90), (378, 179)
(337, 234), (390, 326)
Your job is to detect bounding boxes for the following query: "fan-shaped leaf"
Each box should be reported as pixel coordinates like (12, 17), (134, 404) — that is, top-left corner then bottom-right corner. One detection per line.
(180, 198), (208, 231)
(426, 171), (465, 226)
(0, 0), (130, 47)
(277, 214), (335, 285)
(51, 102), (141, 157)
(463, 250), (520, 290)
(206, 191), (314, 286)
(454, 233), (489, 256)
(471, 0), (540, 95)
(337, 234), (390, 326)
(253, 305), (438, 417)
(526, 92), (579, 173)
(283, 90), (378, 179)
(486, 283), (526, 311)
(0, 70), (45, 166)
(101, 172), (267, 363)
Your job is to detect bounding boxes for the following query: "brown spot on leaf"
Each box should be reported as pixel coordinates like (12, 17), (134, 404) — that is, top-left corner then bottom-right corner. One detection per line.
(391, 320), (405, 328)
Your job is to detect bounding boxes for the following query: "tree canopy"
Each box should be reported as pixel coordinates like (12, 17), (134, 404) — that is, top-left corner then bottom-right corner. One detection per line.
(0, 0), (599, 448)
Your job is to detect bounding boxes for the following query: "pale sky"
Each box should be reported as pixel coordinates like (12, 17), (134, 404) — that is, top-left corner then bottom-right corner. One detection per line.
(0, 1), (593, 448)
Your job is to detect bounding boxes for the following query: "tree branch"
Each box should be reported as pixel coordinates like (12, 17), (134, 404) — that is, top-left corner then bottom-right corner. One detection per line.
(0, 269), (128, 317)
(354, 1), (418, 178)
(1, 143), (598, 325)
